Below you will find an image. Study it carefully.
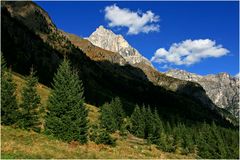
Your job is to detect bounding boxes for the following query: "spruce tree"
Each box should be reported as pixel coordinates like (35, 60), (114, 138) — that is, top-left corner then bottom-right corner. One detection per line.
(158, 131), (167, 150)
(141, 105), (147, 136)
(45, 59), (88, 143)
(89, 125), (116, 146)
(182, 127), (195, 154)
(100, 102), (117, 132)
(130, 105), (145, 138)
(211, 122), (227, 158)
(1, 55), (19, 125)
(111, 97), (125, 129)
(196, 122), (214, 158)
(100, 97), (125, 133)
(165, 121), (172, 134)
(18, 68), (41, 132)
(151, 108), (163, 144)
(145, 106), (155, 140)
(172, 124), (184, 153)
(120, 117), (131, 137)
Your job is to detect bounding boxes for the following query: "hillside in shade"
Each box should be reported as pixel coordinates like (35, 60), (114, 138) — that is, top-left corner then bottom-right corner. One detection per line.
(1, 1), (237, 126)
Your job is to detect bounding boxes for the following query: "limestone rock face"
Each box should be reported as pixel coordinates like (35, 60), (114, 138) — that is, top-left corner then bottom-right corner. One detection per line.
(166, 69), (239, 117)
(87, 25), (153, 67)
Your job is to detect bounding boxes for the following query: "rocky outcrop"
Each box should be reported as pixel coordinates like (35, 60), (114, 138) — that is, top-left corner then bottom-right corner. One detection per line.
(87, 25), (153, 67)
(166, 69), (239, 117)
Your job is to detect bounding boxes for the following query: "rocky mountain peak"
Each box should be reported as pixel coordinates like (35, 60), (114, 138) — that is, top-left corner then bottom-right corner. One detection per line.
(216, 72), (231, 79)
(87, 25), (153, 67)
(94, 25), (115, 36)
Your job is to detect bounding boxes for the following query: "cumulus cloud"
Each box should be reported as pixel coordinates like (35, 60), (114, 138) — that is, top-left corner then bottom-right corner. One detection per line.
(151, 39), (229, 66)
(104, 4), (160, 35)
(235, 73), (240, 78)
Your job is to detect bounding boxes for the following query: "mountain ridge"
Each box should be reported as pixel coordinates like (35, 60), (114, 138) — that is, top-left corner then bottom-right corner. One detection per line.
(166, 69), (239, 117)
(85, 25), (239, 119)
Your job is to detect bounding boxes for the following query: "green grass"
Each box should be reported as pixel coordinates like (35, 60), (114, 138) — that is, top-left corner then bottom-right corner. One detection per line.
(1, 126), (195, 159)
(1, 72), (196, 159)
(12, 72), (50, 104)
(1, 126), (95, 159)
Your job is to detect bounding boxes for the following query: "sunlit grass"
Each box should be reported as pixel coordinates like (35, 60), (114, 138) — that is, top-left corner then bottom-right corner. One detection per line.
(1, 125), (195, 159)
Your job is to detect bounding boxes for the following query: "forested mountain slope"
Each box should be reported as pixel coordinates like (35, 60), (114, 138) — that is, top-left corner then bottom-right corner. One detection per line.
(1, 1), (235, 126)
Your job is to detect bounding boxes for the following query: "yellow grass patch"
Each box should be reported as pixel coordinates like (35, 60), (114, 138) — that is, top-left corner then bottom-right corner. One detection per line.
(1, 126), (196, 159)
(12, 72), (50, 105)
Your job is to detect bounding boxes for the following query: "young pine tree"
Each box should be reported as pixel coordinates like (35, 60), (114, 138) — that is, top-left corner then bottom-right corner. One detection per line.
(211, 122), (227, 159)
(120, 116), (131, 137)
(151, 108), (163, 145)
(89, 124), (116, 146)
(100, 102), (117, 132)
(158, 131), (168, 151)
(130, 105), (145, 138)
(172, 124), (184, 153)
(196, 123), (214, 158)
(18, 68), (41, 132)
(45, 59), (88, 143)
(145, 106), (155, 141)
(100, 97), (125, 133)
(1, 55), (19, 125)
(111, 97), (125, 129)
(182, 127), (195, 154)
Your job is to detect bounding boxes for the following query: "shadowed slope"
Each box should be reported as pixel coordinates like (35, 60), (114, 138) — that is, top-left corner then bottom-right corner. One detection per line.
(1, 1), (235, 127)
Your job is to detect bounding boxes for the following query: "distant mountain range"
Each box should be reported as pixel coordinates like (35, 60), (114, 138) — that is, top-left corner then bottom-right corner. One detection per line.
(1, 1), (237, 126)
(86, 25), (239, 118)
(166, 70), (239, 117)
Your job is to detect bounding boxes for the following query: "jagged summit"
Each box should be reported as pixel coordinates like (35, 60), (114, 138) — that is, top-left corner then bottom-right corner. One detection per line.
(87, 25), (153, 67)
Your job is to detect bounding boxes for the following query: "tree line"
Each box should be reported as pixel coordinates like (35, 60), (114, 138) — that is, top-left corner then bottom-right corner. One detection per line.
(1, 55), (239, 159)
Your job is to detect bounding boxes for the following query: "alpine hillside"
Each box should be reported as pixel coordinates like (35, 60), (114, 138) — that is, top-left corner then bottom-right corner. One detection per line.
(1, 1), (239, 159)
(1, 1), (236, 126)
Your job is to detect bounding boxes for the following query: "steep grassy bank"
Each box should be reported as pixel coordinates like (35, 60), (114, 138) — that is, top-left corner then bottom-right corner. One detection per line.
(1, 126), (196, 159)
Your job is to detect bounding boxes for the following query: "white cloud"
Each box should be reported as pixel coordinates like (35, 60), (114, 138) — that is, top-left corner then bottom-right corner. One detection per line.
(235, 73), (240, 78)
(104, 4), (160, 35)
(151, 39), (229, 66)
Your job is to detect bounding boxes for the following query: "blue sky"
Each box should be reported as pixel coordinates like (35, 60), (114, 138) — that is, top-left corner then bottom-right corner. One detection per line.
(35, 1), (239, 76)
